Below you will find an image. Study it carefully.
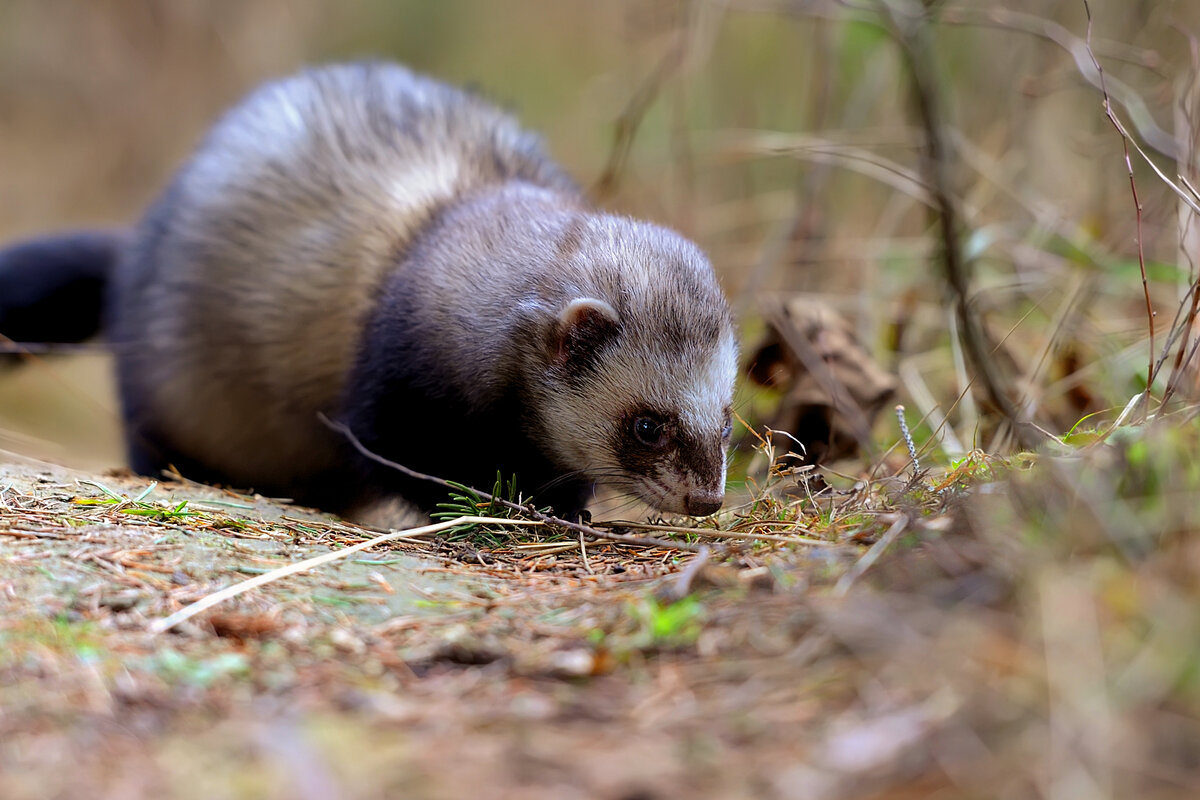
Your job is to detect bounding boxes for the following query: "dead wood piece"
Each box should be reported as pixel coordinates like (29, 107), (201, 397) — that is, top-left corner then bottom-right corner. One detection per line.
(748, 296), (898, 464)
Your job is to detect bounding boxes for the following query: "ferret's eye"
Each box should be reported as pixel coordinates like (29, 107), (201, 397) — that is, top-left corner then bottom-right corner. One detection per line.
(722, 419), (733, 440)
(632, 416), (667, 447)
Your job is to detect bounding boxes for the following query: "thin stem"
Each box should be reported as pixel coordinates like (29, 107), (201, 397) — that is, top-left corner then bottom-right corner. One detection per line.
(884, 1), (1037, 448)
(320, 414), (703, 553)
(1083, 0), (1155, 413)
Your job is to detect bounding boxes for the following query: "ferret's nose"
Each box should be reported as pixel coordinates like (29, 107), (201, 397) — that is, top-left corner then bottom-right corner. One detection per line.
(684, 490), (724, 517)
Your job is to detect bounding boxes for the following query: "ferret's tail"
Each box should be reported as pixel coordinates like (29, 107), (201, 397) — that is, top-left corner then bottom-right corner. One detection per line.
(0, 230), (127, 352)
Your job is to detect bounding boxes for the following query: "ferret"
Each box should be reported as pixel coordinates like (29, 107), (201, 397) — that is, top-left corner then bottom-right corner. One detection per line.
(0, 62), (737, 523)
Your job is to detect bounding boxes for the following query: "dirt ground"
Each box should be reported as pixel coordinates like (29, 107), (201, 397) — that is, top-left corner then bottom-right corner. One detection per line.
(2, 453), (1197, 800)
(0, 457), (846, 800)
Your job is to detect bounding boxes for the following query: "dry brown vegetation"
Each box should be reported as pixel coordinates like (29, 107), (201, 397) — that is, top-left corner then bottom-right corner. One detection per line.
(2, 1), (1199, 798)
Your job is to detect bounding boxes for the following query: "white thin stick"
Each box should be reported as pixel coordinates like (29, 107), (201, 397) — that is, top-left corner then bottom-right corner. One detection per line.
(578, 532), (594, 575)
(148, 515), (542, 634)
(834, 514), (910, 596)
(601, 520), (833, 545)
(1110, 392), (1147, 429)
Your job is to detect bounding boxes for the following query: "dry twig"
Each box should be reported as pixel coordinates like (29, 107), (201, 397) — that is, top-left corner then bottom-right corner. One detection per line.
(883, 2), (1037, 449)
(1083, 0), (1156, 413)
(321, 414), (704, 553)
(149, 514), (542, 633)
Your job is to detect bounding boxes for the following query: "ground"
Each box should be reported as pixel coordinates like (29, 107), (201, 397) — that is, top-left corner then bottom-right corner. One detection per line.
(1, 447), (1197, 799)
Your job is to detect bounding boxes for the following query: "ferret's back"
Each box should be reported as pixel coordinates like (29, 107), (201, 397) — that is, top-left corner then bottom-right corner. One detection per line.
(109, 63), (578, 490)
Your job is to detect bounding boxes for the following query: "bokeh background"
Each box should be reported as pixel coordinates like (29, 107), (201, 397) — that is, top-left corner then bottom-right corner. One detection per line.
(1, 0), (1197, 475)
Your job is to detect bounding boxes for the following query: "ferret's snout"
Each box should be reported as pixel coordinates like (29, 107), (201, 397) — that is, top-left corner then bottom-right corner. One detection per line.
(684, 489), (724, 517)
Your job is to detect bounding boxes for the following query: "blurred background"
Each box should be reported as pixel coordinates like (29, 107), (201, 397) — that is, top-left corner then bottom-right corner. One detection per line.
(1, 0), (1197, 475)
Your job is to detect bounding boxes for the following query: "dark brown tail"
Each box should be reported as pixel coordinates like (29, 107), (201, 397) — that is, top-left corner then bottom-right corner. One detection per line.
(0, 229), (127, 353)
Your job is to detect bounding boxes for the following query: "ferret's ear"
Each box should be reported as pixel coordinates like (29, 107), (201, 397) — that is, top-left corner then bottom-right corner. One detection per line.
(553, 298), (620, 367)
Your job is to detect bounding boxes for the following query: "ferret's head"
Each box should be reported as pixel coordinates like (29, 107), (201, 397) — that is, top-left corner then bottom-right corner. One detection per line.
(536, 215), (738, 517)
